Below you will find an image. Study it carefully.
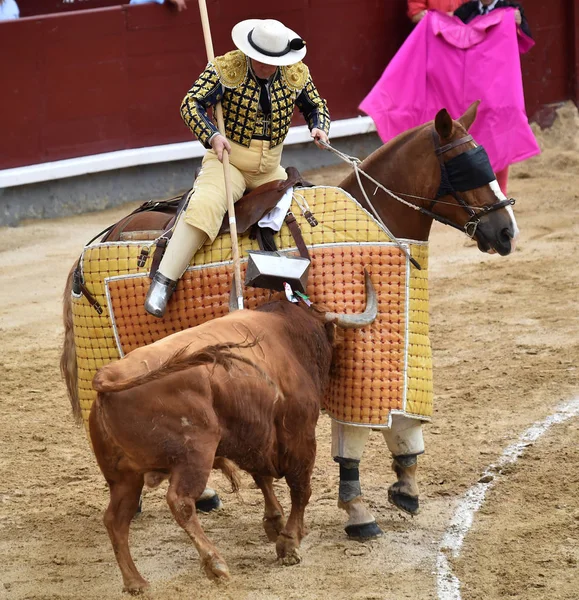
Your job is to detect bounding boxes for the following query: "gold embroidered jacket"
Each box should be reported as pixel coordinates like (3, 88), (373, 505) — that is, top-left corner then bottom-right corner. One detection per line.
(180, 50), (330, 149)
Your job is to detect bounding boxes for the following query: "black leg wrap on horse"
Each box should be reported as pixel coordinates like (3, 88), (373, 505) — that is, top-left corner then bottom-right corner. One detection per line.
(392, 453), (419, 468)
(195, 492), (222, 513)
(345, 521), (384, 540)
(334, 457), (362, 503)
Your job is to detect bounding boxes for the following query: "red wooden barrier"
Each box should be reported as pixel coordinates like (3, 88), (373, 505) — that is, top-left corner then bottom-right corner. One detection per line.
(18, 0), (126, 18)
(0, 0), (577, 171)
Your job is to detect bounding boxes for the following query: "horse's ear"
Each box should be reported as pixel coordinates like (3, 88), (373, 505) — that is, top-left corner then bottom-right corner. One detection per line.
(434, 109), (453, 140)
(457, 100), (480, 131)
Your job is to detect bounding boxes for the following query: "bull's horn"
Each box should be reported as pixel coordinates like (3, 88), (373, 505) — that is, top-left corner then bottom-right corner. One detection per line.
(325, 270), (378, 329)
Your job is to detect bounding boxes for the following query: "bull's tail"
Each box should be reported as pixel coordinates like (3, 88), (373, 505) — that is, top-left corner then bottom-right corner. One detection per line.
(60, 260), (82, 425)
(213, 457), (241, 494)
(93, 338), (280, 402)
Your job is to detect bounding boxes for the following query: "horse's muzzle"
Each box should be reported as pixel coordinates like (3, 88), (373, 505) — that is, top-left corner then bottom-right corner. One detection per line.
(475, 214), (516, 256)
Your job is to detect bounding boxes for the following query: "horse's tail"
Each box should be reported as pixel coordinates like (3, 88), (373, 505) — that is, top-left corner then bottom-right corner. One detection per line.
(60, 260), (83, 425)
(93, 338), (280, 400)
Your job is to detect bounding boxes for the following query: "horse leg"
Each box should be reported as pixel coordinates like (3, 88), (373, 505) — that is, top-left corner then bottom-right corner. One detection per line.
(275, 469), (312, 566)
(382, 414), (424, 516)
(135, 484), (222, 518)
(252, 474), (286, 542)
(103, 473), (148, 593)
(331, 420), (383, 540)
(166, 464), (230, 581)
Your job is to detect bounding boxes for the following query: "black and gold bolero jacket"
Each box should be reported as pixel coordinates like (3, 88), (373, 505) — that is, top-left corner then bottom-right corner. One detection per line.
(180, 50), (330, 148)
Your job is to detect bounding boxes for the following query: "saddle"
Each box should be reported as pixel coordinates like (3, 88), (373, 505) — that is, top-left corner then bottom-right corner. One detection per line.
(103, 166), (313, 244)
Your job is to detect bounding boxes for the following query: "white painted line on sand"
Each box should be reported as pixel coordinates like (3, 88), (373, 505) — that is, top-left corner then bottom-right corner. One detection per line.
(436, 395), (579, 600)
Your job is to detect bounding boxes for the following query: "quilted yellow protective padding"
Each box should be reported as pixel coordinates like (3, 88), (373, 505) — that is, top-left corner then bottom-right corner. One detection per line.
(72, 186), (432, 430)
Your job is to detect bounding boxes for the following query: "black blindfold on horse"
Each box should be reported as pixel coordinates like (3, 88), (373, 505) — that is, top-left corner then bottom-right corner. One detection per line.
(423, 133), (514, 238)
(436, 145), (496, 198)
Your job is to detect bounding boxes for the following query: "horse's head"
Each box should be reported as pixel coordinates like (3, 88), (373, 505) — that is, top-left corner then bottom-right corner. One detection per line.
(431, 101), (519, 255)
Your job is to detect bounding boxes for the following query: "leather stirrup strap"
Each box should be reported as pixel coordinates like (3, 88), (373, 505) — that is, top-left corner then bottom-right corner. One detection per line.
(284, 212), (310, 260)
(146, 190), (191, 277)
(148, 237), (168, 279)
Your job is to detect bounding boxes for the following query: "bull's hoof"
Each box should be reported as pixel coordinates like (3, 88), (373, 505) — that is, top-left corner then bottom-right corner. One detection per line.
(345, 521), (383, 540)
(196, 492), (223, 513)
(278, 548), (302, 566)
(202, 557), (230, 581)
(122, 579), (150, 595)
(276, 534), (301, 565)
(388, 489), (419, 516)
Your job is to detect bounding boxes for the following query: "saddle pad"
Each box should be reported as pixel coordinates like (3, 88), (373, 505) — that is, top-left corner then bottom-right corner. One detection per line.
(72, 186), (432, 430)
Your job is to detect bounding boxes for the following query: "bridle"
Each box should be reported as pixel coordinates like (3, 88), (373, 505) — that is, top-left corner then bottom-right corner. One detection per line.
(319, 132), (515, 244)
(422, 132), (515, 238)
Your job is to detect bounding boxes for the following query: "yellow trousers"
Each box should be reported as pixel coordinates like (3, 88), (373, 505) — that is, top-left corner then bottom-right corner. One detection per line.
(158, 139), (287, 281)
(184, 139), (287, 242)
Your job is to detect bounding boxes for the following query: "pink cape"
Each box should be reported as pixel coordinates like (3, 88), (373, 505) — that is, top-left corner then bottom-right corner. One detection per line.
(359, 9), (540, 173)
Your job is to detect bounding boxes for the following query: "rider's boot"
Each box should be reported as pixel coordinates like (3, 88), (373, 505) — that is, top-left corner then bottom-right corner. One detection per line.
(144, 217), (207, 318)
(388, 454), (420, 516)
(144, 272), (178, 318)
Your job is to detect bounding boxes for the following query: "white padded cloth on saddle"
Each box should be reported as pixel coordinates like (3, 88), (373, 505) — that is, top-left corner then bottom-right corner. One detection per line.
(257, 187), (293, 231)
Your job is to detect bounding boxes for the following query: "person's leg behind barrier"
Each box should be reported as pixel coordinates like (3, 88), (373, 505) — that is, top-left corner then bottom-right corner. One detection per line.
(144, 151), (246, 318)
(496, 166), (509, 196)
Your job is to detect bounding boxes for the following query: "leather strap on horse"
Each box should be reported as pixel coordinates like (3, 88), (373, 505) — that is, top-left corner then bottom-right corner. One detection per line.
(72, 263), (103, 315)
(284, 212), (310, 260)
(147, 190), (192, 278)
(148, 237), (168, 279)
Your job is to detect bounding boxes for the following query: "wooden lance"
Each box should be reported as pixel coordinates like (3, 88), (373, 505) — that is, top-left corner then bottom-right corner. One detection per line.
(197, 0), (244, 310)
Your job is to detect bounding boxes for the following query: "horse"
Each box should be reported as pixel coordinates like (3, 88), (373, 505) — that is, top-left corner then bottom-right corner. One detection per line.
(61, 100), (518, 540)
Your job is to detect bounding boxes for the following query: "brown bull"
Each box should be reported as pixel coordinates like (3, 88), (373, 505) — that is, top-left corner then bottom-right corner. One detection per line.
(87, 274), (376, 593)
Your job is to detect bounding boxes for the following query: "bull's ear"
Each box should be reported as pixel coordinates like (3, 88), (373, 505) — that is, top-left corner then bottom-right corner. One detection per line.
(435, 108), (453, 140)
(458, 100), (480, 131)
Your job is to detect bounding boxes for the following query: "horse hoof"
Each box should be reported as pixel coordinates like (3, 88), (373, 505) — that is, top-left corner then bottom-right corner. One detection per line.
(196, 492), (223, 513)
(345, 521), (383, 540)
(388, 489), (420, 516)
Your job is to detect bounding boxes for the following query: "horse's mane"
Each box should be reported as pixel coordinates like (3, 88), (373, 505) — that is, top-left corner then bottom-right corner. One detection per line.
(339, 122), (430, 189)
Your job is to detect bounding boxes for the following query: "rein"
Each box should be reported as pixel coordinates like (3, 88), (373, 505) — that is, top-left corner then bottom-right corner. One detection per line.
(320, 134), (515, 246)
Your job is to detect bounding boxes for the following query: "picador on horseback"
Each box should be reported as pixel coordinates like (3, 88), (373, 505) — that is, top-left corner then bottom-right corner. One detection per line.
(62, 7), (523, 590)
(144, 18), (330, 318)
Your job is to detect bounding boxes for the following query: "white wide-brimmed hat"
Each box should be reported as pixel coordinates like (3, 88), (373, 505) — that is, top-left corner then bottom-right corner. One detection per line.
(231, 19), (307, 66)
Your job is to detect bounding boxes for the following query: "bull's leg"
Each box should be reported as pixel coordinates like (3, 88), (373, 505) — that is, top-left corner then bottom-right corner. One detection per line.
(382, 415), (424, 516)
(332, 420), (383, 540)
(252, 475), (286, 542)
(103, 473), (149, 593)
(166, 467), (230, 581)
(276, 470), (312, 566)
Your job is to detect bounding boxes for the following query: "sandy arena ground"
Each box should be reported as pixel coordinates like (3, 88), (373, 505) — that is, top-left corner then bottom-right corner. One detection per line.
(1, 104), (578, 600)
